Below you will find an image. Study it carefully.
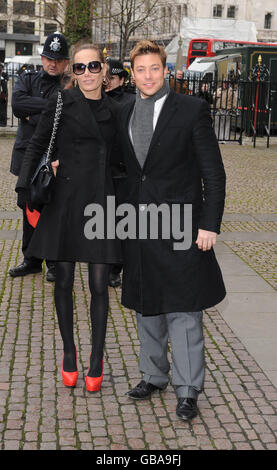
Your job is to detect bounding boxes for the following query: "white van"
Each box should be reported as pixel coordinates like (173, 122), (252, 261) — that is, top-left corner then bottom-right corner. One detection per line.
(4, 55), (42, 76)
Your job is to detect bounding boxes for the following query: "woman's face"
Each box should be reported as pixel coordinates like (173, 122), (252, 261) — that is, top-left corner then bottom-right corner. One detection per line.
(73, 49), (105, 98)
(105, 74), (124, 92)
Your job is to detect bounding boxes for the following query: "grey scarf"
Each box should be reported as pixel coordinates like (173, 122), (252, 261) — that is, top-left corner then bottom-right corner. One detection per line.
(131, 80), (169, 168)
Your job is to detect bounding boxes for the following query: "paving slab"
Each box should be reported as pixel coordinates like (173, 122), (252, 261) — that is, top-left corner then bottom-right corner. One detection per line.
(240, 338), (277, 373)
(218, 232), (277, 242)
(0, 211), (22, 219)
(215, 242), (277, 388)
(1, 138), (277, 450)
(222, 213), (257, 222)
(217, 292), (277, 315)
(223, 274), (276, 293)
(222, 214), (277, 223)
(215, 252), (258, 276)
(0, 230), (22, 240)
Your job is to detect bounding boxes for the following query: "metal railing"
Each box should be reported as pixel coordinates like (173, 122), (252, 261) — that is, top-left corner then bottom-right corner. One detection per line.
(169, 76), (277, 147)
(2, 64), (277, 148)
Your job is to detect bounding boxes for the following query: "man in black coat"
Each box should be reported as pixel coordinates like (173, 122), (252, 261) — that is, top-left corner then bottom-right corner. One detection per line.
(117, 40), (226, 421)
(105, 59), (136, 288)
(0, 63), (8, 127)
(9, 32), (69, 281)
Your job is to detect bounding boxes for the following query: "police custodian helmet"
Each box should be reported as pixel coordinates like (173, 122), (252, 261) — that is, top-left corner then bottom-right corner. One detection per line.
(41, 31), (69, 60)
(106, 58), (128, 78)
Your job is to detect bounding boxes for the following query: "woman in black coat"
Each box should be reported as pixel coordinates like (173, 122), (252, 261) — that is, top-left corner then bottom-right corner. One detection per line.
(16, 43), (122, 392)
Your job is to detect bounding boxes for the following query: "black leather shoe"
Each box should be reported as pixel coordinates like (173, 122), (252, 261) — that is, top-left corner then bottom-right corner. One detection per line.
(9, 261), (42, 278)
(109, 272), (121, 288)
(176, 398), (198, 420)
(46, 265), (56, 282)
(126, 380), (166, 400)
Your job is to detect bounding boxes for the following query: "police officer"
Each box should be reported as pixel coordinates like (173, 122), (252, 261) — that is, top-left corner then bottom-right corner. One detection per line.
(0, 63), (8, 127)
(105, 59), (135, 288)
(105, 59), (136, 105)
(9, 32), (69, 281)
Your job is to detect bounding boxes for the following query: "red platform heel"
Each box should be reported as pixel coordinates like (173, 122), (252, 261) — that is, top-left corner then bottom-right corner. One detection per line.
(86, 355), (104, 392)
(62, 349), (78, 388)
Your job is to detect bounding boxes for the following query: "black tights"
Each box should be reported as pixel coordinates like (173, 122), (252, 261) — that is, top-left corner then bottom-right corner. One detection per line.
(54, 262), (110, 377)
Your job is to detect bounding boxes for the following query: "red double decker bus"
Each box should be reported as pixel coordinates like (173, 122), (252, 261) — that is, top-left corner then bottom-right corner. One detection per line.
(187, 38), (277, 69)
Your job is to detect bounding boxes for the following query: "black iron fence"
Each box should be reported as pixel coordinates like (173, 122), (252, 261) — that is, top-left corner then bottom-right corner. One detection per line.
(169, 76), (277, 147)
(2, 63), (277, 147)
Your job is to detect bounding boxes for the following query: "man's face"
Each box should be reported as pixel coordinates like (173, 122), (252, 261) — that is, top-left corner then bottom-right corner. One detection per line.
(175, 70), (183, 80)
(105, 74), (124, 92)
(41, 56), (68, 76)
(131, 53), (167, 99)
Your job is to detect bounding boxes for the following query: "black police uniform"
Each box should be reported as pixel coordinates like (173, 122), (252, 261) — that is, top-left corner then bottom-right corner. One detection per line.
(10, 69), (62, 176)
(105, 59), (136, 287)
(106, 85), (136, 106)
(9, 32), (69, 279)
(0, 68), (8, 126)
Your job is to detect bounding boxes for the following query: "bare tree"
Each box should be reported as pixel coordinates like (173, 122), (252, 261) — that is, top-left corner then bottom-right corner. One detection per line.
(93, 0), (164, 60)
(36, 0), (67, 32)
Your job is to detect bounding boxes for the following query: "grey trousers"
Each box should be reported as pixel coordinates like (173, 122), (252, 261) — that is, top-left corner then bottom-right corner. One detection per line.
(136, 311), (205, 399)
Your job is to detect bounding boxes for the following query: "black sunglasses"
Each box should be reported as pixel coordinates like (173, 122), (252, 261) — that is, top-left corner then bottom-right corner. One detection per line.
(72, 61), (103, 75)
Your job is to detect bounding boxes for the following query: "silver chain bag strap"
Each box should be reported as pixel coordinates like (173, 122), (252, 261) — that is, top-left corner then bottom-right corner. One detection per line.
(30, 91), (63, 206)
(45, 90), (63, 165)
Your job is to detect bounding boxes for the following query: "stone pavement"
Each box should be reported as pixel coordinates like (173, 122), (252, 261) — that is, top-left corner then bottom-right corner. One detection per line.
(0, 137), (277, 451)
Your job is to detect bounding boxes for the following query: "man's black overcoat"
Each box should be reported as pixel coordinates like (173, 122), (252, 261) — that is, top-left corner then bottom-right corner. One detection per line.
(117, 89), (226, 316)
(16, 86), (122, 264)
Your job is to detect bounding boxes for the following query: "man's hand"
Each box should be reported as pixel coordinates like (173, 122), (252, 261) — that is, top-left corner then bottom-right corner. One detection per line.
(51, 159), (59, 177)
(196, 229), (217, 251)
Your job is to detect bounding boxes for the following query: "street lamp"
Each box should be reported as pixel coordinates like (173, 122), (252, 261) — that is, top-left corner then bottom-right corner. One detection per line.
(175, 35), (183, 72)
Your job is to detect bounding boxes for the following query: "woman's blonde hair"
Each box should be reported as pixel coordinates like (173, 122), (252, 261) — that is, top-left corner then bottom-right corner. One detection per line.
(64, 42), (105, 90)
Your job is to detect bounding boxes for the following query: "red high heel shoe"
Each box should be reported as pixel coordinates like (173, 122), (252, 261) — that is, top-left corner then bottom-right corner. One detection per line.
(62, 349), (78, 388)
(86, 355), (104, 392)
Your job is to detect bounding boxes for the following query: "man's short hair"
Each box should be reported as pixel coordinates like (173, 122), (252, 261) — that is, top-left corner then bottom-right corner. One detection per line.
(130, 40), (167, 68)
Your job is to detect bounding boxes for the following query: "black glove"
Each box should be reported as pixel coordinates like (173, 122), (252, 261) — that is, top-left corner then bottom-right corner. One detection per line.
(17, 189), (32, 210)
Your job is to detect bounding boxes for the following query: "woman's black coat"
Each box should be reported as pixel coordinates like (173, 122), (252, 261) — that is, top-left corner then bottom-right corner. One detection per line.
(117, 89), (226, 316)
(16, 86), (122, 264)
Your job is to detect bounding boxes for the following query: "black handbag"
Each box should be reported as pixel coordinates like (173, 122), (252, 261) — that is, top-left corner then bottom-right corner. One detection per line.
(30, 91), (63, 206)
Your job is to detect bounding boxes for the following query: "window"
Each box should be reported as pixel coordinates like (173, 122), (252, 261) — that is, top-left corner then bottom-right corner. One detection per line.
(161, 6), (166, 33)
(227, 6), (236, 18)
(264, 13), (272, 29)
(213, 4), (223, 17)
(15, 42), (32, 55)
(0, 20), (7, 32)
(176, 3), (188, 30)
(177, 5), (182, 30)
(44, 23), (57, 36)
(44, 2), (58, 19)
(13, 1), (35, 15)
(13, 21), (35, 34)
(168, 6), (172, 33)
(183, 4), (188, 17)
(0, 0), (7, 14)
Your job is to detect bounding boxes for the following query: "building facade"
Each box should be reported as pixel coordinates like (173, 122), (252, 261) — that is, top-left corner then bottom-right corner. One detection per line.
(0, 0), (64, 62)
(0, 0), (276, 63)
(92, 0), (277, 59)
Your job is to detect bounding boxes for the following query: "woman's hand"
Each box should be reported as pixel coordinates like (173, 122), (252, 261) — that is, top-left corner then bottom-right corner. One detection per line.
(51, 160), (59, 177)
